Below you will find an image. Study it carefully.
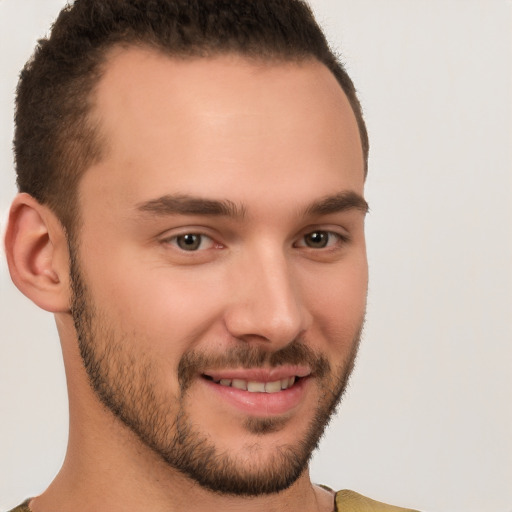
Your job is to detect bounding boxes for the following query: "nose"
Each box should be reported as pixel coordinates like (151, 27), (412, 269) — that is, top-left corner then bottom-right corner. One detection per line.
(224, 246), (310, 348)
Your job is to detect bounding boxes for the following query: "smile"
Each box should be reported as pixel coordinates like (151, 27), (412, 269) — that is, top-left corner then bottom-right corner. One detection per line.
(199, 367), (311, 416)
(206, 376), (297, 393)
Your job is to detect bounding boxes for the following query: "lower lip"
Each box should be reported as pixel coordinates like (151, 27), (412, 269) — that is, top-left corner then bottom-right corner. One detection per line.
(201, 377), (309, 416)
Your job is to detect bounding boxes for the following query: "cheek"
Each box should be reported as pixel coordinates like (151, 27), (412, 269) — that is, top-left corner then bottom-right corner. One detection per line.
(83, 253), (229, 352)
(300, 256), (368, 342)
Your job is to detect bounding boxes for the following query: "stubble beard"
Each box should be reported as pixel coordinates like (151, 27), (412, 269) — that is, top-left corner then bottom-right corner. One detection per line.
(69, 245), (363, 496)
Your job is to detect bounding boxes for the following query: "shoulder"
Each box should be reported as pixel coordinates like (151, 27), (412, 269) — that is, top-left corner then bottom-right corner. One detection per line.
(5, 500), (31, 512)
(335, 490), (421, 512)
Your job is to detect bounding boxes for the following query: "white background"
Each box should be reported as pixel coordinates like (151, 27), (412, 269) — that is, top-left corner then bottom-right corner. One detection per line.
(1, 1), (511, 511)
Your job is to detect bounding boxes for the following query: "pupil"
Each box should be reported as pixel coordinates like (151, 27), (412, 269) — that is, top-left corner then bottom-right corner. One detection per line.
(307, 231), (327, 248)
(178, 234), (200, 250)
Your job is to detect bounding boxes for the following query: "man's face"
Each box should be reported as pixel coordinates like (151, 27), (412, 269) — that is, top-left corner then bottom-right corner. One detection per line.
(71, 48), (368, 495)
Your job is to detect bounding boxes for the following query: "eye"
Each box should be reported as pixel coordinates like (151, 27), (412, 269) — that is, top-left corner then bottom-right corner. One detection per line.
(167, 233), (215, 251)
(297, 230), (347, 249)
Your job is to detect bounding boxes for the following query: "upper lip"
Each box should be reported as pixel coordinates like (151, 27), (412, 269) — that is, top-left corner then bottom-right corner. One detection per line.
(202, 366), (311, 382)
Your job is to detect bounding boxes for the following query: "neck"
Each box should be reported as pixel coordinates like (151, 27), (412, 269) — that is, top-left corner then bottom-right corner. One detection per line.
(37, 322), (335, 512)
(30, 440), (333, 512)
(29, 346), (334, 512)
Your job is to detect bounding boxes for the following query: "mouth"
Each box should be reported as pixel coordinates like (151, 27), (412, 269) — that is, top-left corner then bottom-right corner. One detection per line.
(198, 366), (312, 417)
(202, 375), (300, 393)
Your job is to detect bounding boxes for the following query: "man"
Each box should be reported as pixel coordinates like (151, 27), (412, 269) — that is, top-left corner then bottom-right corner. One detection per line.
(4, 1), (418, 511)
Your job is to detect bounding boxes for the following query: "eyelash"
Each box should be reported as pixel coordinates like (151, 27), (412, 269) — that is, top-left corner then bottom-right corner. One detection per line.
(294, 230), (349, 250)
(164, 233), (219, 252)
(162, 229), (349, 252)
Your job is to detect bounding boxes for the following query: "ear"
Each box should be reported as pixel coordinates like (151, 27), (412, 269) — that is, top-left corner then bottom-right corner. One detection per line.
(4, 193), (71, 313)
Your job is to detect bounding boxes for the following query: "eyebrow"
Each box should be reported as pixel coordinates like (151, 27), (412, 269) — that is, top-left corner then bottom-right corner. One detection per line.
(136, 194), (246, 218)
(303, 191), (369, 216)
(135, 190), (368, 220)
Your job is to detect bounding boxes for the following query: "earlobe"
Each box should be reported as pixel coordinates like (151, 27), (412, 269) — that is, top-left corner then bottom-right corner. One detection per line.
(5, 193), (71, 313)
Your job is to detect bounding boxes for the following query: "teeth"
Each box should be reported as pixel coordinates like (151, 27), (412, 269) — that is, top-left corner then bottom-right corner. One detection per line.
(213, 376), (298, 392)
(232, 379), (247, 390)
(265, 380), (282, 393)
(247, 381), (266, 392)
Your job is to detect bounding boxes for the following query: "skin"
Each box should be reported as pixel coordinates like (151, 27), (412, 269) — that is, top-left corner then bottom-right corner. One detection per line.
(6, 48), (367, 512)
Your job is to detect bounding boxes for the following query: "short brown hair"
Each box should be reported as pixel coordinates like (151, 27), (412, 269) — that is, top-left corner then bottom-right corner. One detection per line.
(14, 0), (369, 233)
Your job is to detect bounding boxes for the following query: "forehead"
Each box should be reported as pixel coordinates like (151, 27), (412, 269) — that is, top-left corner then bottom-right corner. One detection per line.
(82, 47), (364, 211)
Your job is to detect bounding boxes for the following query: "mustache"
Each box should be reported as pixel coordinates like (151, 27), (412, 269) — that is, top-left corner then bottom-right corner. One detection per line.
(178, 341), (331, 391)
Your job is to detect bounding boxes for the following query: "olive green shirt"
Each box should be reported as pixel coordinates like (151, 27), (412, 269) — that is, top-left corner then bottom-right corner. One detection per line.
(8, 490), (420, 511)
